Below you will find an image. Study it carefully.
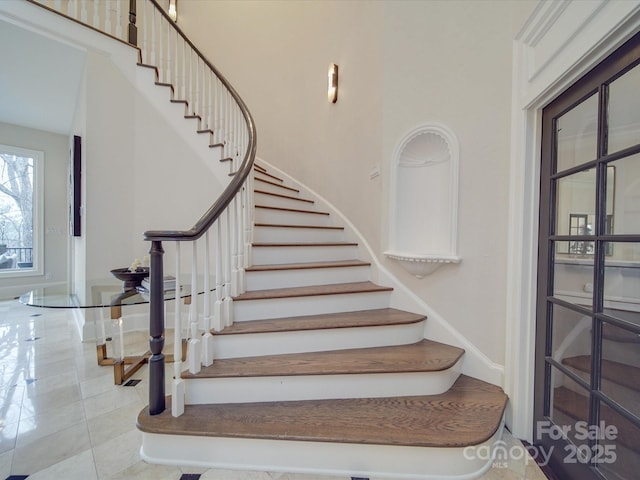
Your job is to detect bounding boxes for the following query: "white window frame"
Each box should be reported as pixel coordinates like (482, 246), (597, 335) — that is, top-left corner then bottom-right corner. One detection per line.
(0, 144), (44, 278)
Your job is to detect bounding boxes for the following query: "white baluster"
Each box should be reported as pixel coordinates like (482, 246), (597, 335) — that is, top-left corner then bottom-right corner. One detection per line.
(140, 1), (148, 64)
(214, 220), (224, 330)
(231, 195), (240, 297)
(158, 14), (165, 83)
(104, 0), (112, 36)
(92, 0), (99, 30)
(187, 241), (201, 374)
(202, 231), (214, 366)
(68, 0), (78, 19)
(150, 7), (156, 67)
(115, 0), (122, 39)
(181, 37), (187, 100)
(164, 21), (171, 84)
(223, 208), (234, 327)
(80, 0), (88, 23)
(172, 242), (185, 417)
(245, 171), (254, 268)
(206, 71), (212, 131)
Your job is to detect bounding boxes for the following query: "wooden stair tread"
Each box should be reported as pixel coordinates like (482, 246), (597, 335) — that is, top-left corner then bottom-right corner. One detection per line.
(216, 308), (424, 335)
(246, 259), (369, 272)
(554, 387), (640, 453)
(254, 189), (314, 204)
(183, 339), (463, 379)
(563, 355), (640, 392)
(233, 281), (392, 301)
(254, 223), (343, 230)
(137, 375), (507, 447)
(255, 204), (330, 216)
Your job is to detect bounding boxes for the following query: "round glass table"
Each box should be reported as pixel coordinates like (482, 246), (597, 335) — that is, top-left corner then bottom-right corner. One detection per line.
(19, 278), (192, 384)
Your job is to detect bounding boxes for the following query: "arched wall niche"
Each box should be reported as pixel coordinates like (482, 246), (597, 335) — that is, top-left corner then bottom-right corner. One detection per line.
(385, 123), (461, 277)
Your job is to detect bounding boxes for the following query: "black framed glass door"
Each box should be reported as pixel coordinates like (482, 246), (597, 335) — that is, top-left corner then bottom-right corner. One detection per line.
(535, 31), (640, 480)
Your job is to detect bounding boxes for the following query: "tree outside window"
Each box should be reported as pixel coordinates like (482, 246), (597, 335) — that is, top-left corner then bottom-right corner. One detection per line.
(0, 148), (35, 270)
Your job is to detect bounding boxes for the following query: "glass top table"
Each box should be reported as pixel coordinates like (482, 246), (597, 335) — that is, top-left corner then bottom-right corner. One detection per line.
(19, 276), (198, 385)
(19, 277), (196, 309)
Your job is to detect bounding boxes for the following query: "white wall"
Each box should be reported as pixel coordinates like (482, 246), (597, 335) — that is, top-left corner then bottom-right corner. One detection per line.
(179, 0), (535, 366)
(0, 122), (69, 298)
(381, 1), (535, 365)
(72, 50), (226, 288)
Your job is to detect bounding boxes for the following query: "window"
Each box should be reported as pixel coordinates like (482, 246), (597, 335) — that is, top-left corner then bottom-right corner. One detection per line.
(0, 145), (43, 276)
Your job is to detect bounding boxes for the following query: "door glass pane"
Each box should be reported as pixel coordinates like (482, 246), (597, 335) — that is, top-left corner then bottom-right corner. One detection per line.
(552, 304), (592, 379)
(595, 400), (640, 480)
(604, 243), (640, 322)
(608, 63), (640, 154)
(601, 322), (640, 418)
(554, 241), (594, 307)
(556, 93), (599, 173)
(606, 154), (640, 235)
(549, 367), (590, 450)
(556, 169), (596, 241)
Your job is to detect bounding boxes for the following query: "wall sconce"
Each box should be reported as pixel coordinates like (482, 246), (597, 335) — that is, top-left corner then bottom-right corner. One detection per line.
(168, 0), (177, 22)
(328, 63), (338, 103)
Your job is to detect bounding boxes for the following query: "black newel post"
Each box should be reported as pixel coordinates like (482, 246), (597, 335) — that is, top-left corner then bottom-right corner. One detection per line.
(148, 240), (165, 415)
(128, 0), (137, 46)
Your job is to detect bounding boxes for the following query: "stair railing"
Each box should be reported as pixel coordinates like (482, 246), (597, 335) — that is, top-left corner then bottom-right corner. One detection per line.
(30, 0), (256, 417)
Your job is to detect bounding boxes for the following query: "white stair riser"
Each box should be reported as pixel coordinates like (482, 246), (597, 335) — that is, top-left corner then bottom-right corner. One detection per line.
(185, 366), (462, 404)
(252, 245), (358, 264)
(254, 208), (332, 226)
(254, 191), (316, 210)
(234, 291), (391, 321)
(213, 320), (425, 358)
(253, 226), (344, 243)
(140, 424), (504, 479)
(246, 265), (369, 290)
(254, 178), (300, 197)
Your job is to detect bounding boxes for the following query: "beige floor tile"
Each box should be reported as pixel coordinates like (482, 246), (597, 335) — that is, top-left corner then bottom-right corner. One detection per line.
(82, 382), (144, 420)
(16, 399), (86, 448)
(87, 400), (144, 448)
(200, 469), (274, 480)
(107, 459), (183, 480)
(92, 428), (142, 479)
(0, 449), (12, 479)
(27, 448), (98, 480)
(0, 419), (18, 455)
(11, 421), (91, 474)
(19, 383), (83, 419)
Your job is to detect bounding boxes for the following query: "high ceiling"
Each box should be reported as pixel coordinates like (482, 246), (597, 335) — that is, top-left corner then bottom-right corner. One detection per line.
(0, 19), (86, 135)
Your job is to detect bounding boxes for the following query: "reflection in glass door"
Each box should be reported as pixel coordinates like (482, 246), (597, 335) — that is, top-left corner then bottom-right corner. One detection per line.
(535, 31), (640, 480)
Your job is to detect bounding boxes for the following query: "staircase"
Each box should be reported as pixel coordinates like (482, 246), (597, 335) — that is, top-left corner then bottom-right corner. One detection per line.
(9, 2), (509, 478)
(137, 164), (509, 479)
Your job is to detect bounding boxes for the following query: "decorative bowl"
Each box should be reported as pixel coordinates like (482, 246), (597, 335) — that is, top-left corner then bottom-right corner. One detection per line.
(110, 267), (149, 291)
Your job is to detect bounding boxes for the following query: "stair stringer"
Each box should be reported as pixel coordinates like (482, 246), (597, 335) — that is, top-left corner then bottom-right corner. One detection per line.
(140, 419), (506, 480)
(256, 157), (505, 388)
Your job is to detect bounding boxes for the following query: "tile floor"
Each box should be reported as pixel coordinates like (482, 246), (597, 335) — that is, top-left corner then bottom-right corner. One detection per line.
(0, 299), (549, 480)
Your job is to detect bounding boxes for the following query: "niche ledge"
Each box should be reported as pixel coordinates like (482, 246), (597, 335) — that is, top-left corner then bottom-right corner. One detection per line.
(384, 251), (461, 278)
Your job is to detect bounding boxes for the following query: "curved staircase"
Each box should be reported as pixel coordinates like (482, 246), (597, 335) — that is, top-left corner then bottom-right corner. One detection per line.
(137, 165), (509, 479)
(8, 2), (510, 477)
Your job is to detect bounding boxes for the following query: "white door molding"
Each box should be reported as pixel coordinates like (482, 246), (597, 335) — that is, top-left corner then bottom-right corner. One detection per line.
(505, 0), (640, 441)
